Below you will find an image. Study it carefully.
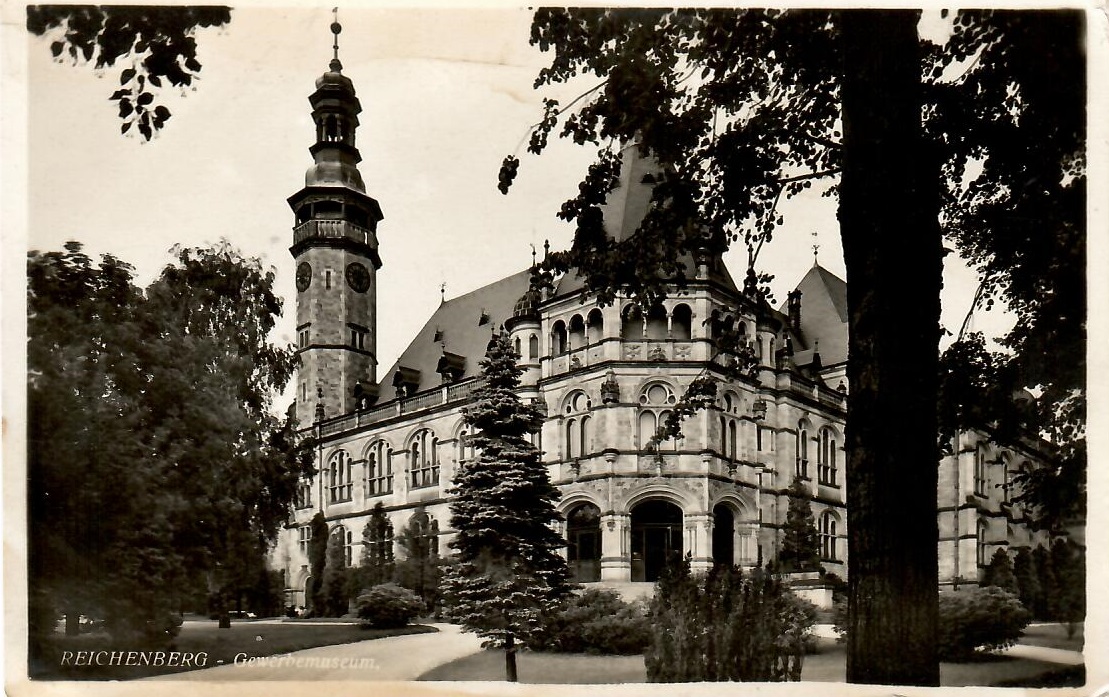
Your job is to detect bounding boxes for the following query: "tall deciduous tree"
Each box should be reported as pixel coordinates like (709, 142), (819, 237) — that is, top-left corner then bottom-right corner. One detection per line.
(27, 241), (309, 646)
(306, 511), (328, 615)
(506, 8), (1082, 684)
(440, 333), (573, 682)
(27, 5), (231, 139)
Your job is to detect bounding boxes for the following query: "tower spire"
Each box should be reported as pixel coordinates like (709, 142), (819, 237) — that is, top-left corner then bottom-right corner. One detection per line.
(330, 8), (342, 71)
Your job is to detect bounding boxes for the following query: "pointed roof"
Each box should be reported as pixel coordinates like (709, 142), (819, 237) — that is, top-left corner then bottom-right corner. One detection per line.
(376, 269), (533, 401)
(788, 264), (849, 366)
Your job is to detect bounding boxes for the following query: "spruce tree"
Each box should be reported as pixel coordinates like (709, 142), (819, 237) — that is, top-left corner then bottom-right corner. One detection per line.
(321, 528), (350, 616)
(778, 476), (820, 573)
(395, 508), (441, 613)
(440, 332), (573, 681)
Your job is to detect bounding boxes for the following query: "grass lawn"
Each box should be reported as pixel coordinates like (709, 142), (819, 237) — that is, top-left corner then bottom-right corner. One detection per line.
(30, 620), (435, 681)
(422, 638), (1070, 686)
(1018, 623), (1084, 652)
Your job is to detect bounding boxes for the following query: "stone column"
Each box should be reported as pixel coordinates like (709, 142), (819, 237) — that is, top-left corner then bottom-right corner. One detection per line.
(687, 513), (714, 573)
(600, 512), (631, 581)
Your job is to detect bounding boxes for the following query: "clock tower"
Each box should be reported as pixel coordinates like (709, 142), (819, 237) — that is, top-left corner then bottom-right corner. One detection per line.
(289, 19), (382, 426)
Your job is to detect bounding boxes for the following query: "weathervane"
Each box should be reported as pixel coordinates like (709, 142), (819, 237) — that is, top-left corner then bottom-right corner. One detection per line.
(440, 281), (446, 303)
(811, 231), (820, 267)
(530, 243), (537, 268)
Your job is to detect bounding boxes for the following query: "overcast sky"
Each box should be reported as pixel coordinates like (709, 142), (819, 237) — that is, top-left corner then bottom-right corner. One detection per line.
(25, 6), (1015, 384)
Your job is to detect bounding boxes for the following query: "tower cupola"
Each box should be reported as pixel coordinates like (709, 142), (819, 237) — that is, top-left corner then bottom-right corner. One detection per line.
(304, 20), (365, 192)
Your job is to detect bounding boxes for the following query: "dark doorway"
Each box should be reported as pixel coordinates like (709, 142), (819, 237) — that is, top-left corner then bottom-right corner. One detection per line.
(712, 504), (735, 568)
(567, 503), (601, 582)
(630, 500), (683, 582)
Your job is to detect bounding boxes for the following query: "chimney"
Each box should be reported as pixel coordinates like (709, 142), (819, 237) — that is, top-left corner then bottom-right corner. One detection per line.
(787, 290), (802, 331)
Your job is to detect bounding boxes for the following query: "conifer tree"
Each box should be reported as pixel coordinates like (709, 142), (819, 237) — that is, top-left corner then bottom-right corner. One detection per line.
(1012, 547), (1040, 616)
(395, 508), (441, 613)
(307, 511), (328, 615)
(353, 502), (394, 593)
(321, 528), (350, 616)
(778, 476), (820, 573)
(1032, 544), (1058, 620)
(981, 549), (1017, 593)
(441, 332), (573, 682)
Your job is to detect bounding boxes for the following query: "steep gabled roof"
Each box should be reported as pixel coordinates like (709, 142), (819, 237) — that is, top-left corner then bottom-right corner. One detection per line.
(790, 264), (849, 366)
(376, 269), (533, 401)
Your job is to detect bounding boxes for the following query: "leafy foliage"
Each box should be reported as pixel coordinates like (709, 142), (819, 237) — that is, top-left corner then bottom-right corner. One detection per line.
(531, 588), (651, 655)
(1012, 546), (1041, 618)
(27, 5), (231, 139)
(356, 584), (423, 629)
(27, 241), (307, 642)
(645, 560), (816, 682)
(936, 586), (1031, 661)
(777, 476), (820, 573)
(440, 332), (573, 677)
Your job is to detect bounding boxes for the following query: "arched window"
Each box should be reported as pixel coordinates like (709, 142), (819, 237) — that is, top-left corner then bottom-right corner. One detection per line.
(457, 428), (475, 462)
(645, 304), (668, 340)
(621, 304), (644, 340)
(820, 512), (838, 561)
(331, 525), (353, 566)
(407, 510), (439, 560)
(639, 383), (677, 451)
(552, 320), (568, 355)
(295, 480), (312, 509)
(366, 440), (393, 496)
(528, 334), (539, 359)
(796, 422), (810, 478)
(586, 308), (604, 344)
(818, 428), (837, 485)
(514, 336), (522, 355)
(720, 393), (739, 461)
(671, 304), (692, 341)
(409, 429), (439, 489)
(564, 391), (591, 459)
(568, 314), (586, 351)
(328, 450), (352, 503)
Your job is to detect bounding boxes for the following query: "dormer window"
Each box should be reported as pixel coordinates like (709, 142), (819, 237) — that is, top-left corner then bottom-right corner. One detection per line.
(478, 309), (490, 326)
(392, 366), (421, 397)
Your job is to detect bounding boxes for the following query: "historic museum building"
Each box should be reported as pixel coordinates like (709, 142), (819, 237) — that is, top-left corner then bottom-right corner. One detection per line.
(274, 42), (1053, 608)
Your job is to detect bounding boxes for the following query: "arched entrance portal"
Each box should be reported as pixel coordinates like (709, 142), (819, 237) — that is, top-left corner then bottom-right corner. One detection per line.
(567, 503), (601, 582)
(630, 500), (683, 582)
(712, 504), (735, 568)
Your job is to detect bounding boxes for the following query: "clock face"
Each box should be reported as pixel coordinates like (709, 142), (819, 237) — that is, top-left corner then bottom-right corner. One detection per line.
(296, 262), (312, 292)
(346, 262), (371, 293)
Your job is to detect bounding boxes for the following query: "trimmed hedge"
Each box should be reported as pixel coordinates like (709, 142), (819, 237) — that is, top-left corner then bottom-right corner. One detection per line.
(937, 585), (1032, 661)
(355, 583), (423, 629)
(531, 588), (651, 655)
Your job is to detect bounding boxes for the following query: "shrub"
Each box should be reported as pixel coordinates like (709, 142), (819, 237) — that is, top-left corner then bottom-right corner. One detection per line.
(645, 562), (816, 682)
(355, 583), (423, 629)
(937, 585), (1031, 661)
(532, 588), (651, 654)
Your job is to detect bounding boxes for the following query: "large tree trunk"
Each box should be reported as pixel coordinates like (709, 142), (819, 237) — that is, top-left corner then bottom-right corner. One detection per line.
(839, 10), (942, 686)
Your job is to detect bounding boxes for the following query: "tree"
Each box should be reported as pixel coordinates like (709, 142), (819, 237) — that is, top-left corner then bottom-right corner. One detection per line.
(27, 5), (231, 139)
(1012, 547), (1041, 618)
(506, 8), (1082, 684)
(394, 508), (440, 613)
(321, 528), (351, 617)
(981, 549), (1017, 594)
(27, 241), (309, 646)
(777, 477), (820, 573)
(440, 332), (573, 682)
(1032, 543), (1058, 620)
(1051, 538), (1085, 637)
(306, 511), (328, 616)
(351, 502), (394, 594)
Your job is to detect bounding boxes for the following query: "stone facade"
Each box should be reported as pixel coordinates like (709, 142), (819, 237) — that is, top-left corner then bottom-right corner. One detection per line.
(273, 46), (1056, 610)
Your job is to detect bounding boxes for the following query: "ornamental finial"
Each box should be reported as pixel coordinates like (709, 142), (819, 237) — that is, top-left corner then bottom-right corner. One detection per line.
(329, 8), (343, 71)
